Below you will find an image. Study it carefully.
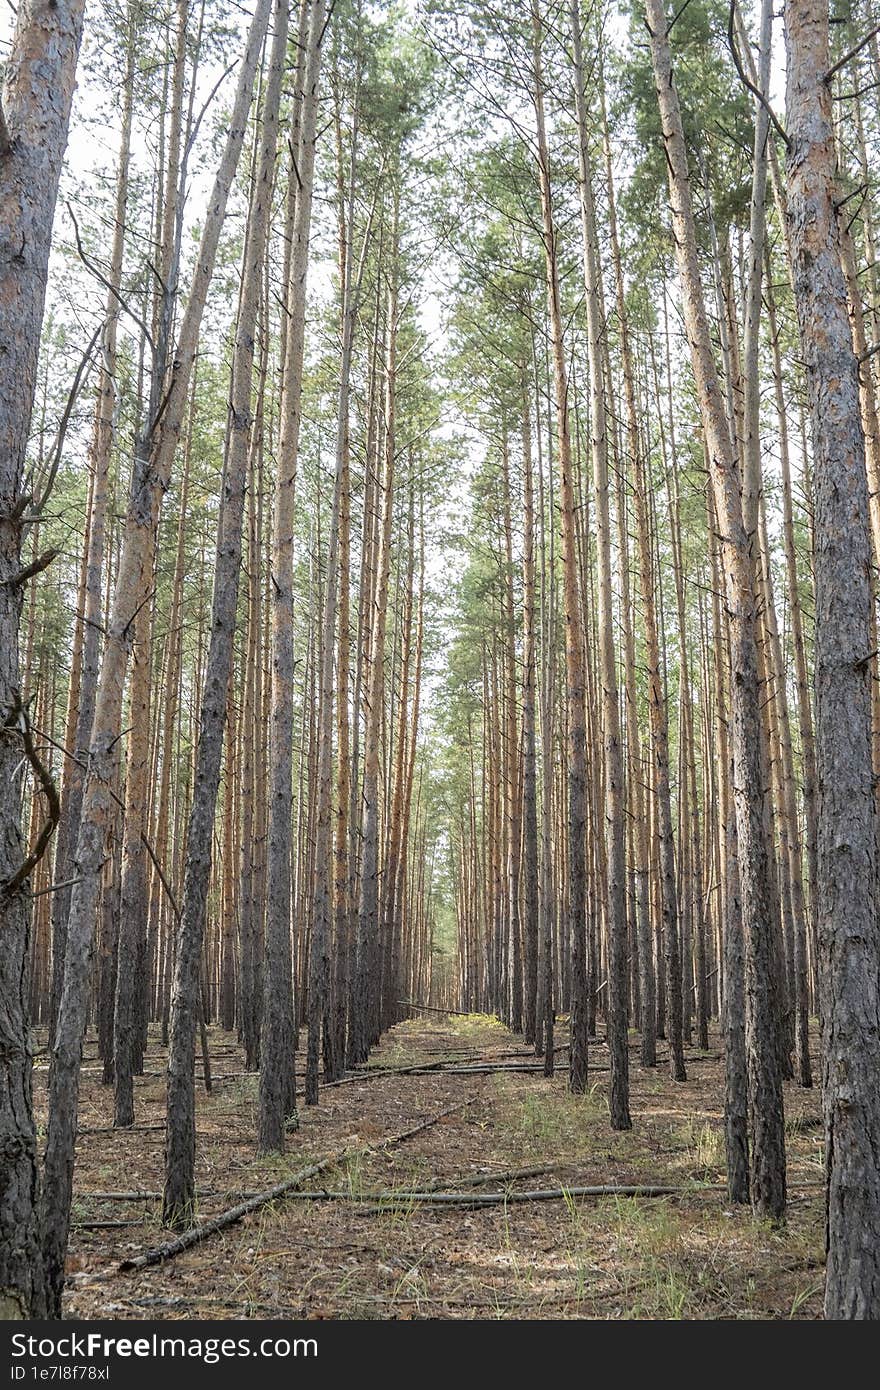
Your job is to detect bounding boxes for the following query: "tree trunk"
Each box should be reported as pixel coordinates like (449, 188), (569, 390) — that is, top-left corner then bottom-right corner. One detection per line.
(570, 0), (629, 1127)
(784, 0), (880, 1318)
(41, 0), (270, 1304)
(532, 2), (589, 1093)
(306, 65), (370, 1101)
(601, 73), (656, 1068)
(521, 364), (539, 1048)
(259, 0), (327, 1150)
(163, 0), (285, 1226)
(0, 0), (86, 1320)
(646, 0), (785, 1220)
(352, 193), (399, 1066)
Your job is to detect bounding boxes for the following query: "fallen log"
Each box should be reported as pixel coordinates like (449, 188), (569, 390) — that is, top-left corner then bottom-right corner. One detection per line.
(222, 1164), (568, 1205)
(413, 1062), (610, 1076)
(354, 1183), (718, 1213)
(328, 1060), (610, 1082)
(354, 1179), (826, 1213)
(78, 1124), (165, 1136)
(321, 1054), (479, 1088)
(396, 1002), (480, 1017)
(76, 1192), (163, 1202)
(489, 1046), (569, 1061)
(426, 1163), (561, 1190)
(118, 1098), (476, 1273)
(73, 1220), (145, 1230)
(76, 1188), (269, 1203)
(230, 1182), (724, 1214)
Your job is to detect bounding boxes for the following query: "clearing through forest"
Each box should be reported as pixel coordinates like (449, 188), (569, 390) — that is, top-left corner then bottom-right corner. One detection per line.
(39, 1014), (825, 1319)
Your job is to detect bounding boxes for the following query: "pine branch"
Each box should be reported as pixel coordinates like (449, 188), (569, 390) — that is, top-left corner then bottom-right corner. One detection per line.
(727, 0), (790, 150)
(825, 22), (880, 85)
(2, 548), (59, 587)
(1, 697), (60, 902)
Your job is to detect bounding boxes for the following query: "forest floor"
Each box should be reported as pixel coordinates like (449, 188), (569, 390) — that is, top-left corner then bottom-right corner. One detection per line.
(33, 1014), (827, 1320)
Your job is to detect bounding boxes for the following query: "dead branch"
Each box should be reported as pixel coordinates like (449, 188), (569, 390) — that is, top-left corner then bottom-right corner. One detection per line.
(727, 0), (790, 149)
(1, 697), (60, 901)
(26, 319), (103, 517)
(73, 1220), (144, 1230)
(68, 204), (155, 354)
(323, 1057), (609, 1084)
(397, 1000), (479, 1016)
(824, 21), (880, 84)
(322, 1053), (479, 1086)
(354, 1183), (725, 1214)
(406, 1061), (611, 1076)
(118, 1099), (476, 1273)
(3, 548), (59, 587)
(79, 1124), (164, 1136)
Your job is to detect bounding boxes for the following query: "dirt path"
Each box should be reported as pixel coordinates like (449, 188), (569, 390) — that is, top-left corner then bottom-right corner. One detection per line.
(38, 1014), (826, 1319)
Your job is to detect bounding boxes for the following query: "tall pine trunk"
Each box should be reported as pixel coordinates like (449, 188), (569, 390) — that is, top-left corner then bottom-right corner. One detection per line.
(259, 0), (328, 1150)
(164, 0), (285, 1226)
(0, 0), (86, 1322)
(784, 0), (880, 1317)
(532, 2), (589, 1093)
(645, 0), (785, 1221)
(570, 0), (629, 1126)
(41, 0), (270, 1305)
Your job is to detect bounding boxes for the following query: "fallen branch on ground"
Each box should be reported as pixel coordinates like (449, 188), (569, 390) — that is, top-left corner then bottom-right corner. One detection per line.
(426, 1163), (561, 1190)
(322, 1054), (480, 1087)
(118, 1099), (476, 1273)
(322, 1059), (610, 1084)
(354, 1183), (729, 1213)
(75, 1188), (276, 1203)
(396, 1001), (478, 1016)
(73, 1220), (145, 1230)
(79, 1124), (165, 1136)
(352, 1179), (826, 1213)
(418, 1060), (614, 1080)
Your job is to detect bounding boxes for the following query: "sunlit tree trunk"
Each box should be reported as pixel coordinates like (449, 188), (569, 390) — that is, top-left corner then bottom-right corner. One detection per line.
(42, 0), (270, 1302)
(784, 0), (880, 1317)
(646, 0), (785, 1220)
(570, 0), (629, 1126)
(0, 0), (86, 1318)
(532, 1), (589, 1092)
(260, 0), (327, 1150)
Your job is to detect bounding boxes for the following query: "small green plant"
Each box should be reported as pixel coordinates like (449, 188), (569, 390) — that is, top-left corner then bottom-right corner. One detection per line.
(789, 1282), (823, 1317)
(674, 1117), (724, 1174)
(657, 1268), (689, 1319)
(692, 1122), (723, 1171)
(390, 1262), (427, 1309)
(515, 1086), (602, 1157)
(344, 1150), (366, 1198)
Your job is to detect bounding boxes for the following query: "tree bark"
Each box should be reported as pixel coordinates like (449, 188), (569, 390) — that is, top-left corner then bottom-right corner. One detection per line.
(531, 2), (589, 1093)
(784, 0), (880, 1318)
(352, 192), (399, 1065)
(600, 73), (656, 1068)
(0, 0), (86, 1321)
(41, 0), (270, 1306)
(570, 0), (629, 1127)
(521, 365), (539, 1049)
(646, 0), (785, 1220)
(163, 0), (285, 1226)
(259, 0), (328, 1151)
